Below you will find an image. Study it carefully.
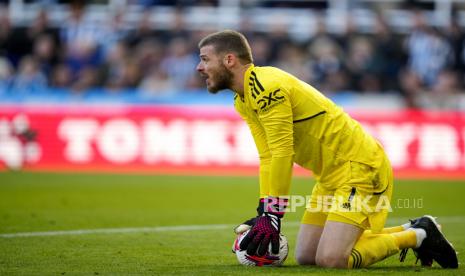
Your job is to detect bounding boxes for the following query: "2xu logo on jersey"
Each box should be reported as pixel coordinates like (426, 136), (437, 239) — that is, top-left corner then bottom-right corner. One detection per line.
(257, 89), (285, 111)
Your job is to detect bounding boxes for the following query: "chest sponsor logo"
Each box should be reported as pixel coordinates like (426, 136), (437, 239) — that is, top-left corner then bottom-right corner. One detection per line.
(257, 89), (285, 111)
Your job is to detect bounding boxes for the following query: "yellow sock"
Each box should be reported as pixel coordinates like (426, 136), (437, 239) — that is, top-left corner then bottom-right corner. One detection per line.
(391, 230), (418, 249)
(348, 233), (400, 268)
(363, 225), (407, 235)
(381, 225), (406, 234)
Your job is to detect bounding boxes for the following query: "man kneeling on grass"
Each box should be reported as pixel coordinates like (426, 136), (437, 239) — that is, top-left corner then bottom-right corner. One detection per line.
(196, 30), (458, 269)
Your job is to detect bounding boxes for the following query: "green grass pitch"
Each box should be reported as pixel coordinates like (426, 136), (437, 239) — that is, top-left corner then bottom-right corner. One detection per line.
(0, 171), (464, 275)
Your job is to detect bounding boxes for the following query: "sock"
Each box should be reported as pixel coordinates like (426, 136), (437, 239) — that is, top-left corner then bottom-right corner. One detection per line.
(411, 228), (426, 248)
(391, 230), (418, 249)
(362, 224), (410, 236)
(401, 222), (412, 230)
(348, 233), (400, 268)
(383, 225), (408, 234)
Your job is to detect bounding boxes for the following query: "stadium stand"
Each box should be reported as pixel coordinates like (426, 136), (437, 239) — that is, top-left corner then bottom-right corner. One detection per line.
(1, 0), (465, 109)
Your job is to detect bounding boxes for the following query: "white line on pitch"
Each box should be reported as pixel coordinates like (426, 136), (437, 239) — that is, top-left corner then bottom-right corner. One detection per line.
(1, 216), (464, 239)
(0, 224), (234, 238)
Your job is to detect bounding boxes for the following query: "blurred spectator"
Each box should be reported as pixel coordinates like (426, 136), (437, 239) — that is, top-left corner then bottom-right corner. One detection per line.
(50, 63), (73, 89)
(337, 16), (360, 54)
(0, 57), (13, 90)
(33, 34), (59, 78)
(249, 35), (272, 66)
(3, 9), (59, 68)
(345, 36), (381, 92)
(71, 65), (99, 92)
(164, 7), (190, 41)
(28, 10), (60, 49)
(406, 11), (454, 87)
(274, 43), (312, 84)
(139, 67), (176, 95)
(99, 10), (130, 59)
(0, 6), (12, 56)
(11, 56), (47, 92)
(60, 2), (103, 76)
(307, 18), (345, 91)
(103, 41), (143, 91)
(102, 40), (129, 89)
(237, 15), (257, 40)
(160, 37), (197, 90)
(446, 12), (465, 91)
(415, 70), (463, 110)
(372, 14), (404, 92)
(120, 58), (143, 89)
(126, 10), (167, 47)
(0, 3), (464, 107)
(267, 18), (293, 62)
(321, 70), (350, 94)
(134, 39), (165, 71)
(399, 68), (423, 108)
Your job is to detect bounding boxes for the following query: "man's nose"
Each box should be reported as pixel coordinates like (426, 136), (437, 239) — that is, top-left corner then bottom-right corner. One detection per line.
(196, 63), (203, 72)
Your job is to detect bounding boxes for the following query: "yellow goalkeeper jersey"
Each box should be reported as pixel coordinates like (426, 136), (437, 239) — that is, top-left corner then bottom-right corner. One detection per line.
(234, 65), (387, 197)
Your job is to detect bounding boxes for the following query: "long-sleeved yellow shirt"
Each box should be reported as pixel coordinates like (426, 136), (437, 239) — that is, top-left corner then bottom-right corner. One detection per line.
(234, 65), (386, 198)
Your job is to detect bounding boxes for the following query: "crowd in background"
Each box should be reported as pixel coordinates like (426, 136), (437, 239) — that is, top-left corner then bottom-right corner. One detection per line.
(1, 2), (465, 109)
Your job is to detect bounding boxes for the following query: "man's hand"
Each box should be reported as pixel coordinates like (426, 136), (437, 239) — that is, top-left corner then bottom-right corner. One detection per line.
(239, 197), (288, 256)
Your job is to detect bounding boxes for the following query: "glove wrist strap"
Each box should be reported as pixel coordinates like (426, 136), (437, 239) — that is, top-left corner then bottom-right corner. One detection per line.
(263, 196), (288, 218)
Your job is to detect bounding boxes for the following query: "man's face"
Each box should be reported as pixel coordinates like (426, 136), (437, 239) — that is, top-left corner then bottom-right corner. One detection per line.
(196, 45), (233, 93)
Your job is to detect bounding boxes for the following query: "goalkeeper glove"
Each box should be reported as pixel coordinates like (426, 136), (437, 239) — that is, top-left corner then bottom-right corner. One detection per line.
(239, 196), (288, 256)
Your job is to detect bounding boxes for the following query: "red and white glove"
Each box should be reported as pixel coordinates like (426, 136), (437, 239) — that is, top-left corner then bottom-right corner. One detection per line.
(239, 197), (288, 256)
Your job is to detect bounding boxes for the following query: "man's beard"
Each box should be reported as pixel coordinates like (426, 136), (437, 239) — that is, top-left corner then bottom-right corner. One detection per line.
(207, 64), (233, 94)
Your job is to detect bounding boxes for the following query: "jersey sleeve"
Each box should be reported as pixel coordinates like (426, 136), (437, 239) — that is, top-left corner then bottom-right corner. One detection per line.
(252, 85), (294, 197)
(234, 95), (271, 198)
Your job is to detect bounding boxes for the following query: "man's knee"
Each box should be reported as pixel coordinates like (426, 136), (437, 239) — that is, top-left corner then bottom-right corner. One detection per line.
(295, 223), (323, 266)
(295, 251), (316, 265)
(315, 251), (349, 268)
(314, 220), (363, 268)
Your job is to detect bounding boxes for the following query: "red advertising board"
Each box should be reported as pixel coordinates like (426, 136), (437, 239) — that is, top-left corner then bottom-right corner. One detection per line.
(1, 104), (464, 179)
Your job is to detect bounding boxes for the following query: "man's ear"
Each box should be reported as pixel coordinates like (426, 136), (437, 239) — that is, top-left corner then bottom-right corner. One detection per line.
(223, 53), (236, 68)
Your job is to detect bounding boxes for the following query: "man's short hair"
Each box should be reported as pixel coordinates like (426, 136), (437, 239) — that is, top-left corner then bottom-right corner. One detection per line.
(198, 30), (253, 64)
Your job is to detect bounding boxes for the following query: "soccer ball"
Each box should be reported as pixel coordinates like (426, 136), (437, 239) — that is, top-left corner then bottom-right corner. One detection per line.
(232, 230), (288, 266)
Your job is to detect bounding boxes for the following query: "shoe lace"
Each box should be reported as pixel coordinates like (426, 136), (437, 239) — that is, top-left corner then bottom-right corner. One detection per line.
(399, 248), (422, 265)
(399, 248), (409, 263)
(399, 219), (423, 264)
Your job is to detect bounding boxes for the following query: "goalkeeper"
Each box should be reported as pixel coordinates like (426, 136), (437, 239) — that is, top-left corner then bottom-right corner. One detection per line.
(196, 30), (457, 269)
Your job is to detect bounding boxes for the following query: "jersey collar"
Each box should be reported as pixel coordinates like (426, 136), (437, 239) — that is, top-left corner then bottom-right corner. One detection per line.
(243, 64), (255, 96)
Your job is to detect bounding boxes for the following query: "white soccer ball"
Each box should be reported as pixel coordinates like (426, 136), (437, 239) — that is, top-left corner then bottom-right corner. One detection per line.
(232, 230), (288, 266)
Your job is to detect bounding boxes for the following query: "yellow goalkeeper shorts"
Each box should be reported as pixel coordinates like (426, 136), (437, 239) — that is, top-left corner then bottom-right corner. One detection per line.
(301, 156), (393, 233)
